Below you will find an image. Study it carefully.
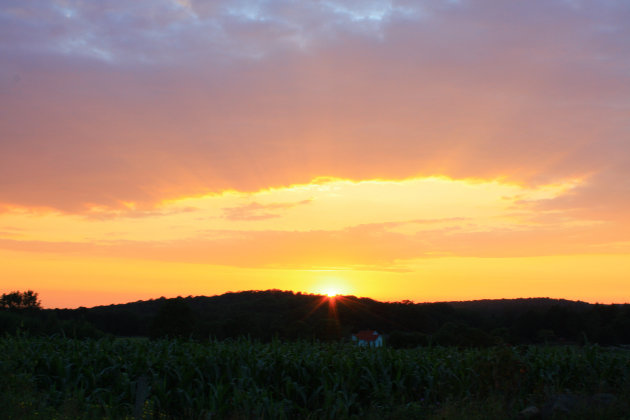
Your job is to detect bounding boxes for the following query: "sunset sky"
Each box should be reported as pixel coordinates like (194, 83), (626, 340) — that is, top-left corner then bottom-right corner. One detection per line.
(2, 0), (629, 308)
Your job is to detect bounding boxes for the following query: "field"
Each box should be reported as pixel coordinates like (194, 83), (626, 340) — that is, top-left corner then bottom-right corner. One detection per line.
(2, 334), (630, 419)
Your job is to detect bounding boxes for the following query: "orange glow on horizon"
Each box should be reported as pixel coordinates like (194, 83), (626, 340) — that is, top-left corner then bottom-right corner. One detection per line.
(1, 175), (629, 308)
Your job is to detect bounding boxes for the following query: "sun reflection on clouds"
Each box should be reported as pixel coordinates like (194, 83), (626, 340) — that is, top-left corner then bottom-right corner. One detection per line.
(0, 175), (585, 245)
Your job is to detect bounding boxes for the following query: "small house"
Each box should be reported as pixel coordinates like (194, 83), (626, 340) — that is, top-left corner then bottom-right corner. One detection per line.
(352, 330), (383, 347)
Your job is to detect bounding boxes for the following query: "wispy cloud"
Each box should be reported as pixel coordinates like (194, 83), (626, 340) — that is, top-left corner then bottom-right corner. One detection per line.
(84, 206), (200, 221)
(222, 199), (312, 221)
(1, 218), (627, 271)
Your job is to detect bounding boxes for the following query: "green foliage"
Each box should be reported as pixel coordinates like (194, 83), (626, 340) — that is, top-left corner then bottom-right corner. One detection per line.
(388, 330), (429, 348)
(0, 308), (104, 338)
(2, 336), (630, 419)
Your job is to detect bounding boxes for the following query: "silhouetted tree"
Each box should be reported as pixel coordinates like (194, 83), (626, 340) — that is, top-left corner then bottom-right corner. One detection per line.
(0, 290), (41, 311)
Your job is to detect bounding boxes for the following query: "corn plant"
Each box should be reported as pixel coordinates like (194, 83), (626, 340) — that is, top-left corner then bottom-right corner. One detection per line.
(2, 334), (630, 419)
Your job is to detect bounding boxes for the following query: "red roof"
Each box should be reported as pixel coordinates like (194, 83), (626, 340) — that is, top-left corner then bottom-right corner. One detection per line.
(354, 330), (380, 341)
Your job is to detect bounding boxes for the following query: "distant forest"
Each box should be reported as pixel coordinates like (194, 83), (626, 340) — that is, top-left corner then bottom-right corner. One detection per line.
(2, 290), (630, 347)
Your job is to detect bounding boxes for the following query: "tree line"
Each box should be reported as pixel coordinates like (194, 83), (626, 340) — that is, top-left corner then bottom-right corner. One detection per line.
(0, 290), (41, 311)
(3, 289), (630, 347)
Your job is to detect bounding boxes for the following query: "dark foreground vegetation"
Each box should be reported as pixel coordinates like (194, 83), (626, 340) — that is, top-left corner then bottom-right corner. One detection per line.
(3, 290), (630, 418)
(3, 335), (630, 419)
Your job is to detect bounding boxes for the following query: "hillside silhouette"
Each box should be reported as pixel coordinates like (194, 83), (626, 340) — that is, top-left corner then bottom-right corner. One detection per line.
(3, 290), (630, 346)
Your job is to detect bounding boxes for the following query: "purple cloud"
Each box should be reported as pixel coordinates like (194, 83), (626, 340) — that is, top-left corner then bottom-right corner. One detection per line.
(0, 0), (628, 222)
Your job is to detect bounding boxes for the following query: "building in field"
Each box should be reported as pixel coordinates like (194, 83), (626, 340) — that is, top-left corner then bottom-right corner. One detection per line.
(351, 330), (383, 347)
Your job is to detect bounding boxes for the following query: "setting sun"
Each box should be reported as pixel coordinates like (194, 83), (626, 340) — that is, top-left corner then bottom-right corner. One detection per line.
(325, 290), (339, 298)
(309, 275), (353, 300)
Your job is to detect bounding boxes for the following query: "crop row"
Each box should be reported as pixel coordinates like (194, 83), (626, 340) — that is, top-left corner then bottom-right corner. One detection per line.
(2, 335), (630, 419)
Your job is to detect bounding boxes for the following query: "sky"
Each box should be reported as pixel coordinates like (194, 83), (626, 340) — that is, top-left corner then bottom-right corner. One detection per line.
(1, 0), (630, 308)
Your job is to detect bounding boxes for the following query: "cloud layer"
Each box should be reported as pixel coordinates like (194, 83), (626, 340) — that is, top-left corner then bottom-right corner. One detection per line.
(1, 0), (629, 222)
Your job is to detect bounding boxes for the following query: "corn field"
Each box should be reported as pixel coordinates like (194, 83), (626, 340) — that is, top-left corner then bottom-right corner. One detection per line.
(2, 334), (630, 419)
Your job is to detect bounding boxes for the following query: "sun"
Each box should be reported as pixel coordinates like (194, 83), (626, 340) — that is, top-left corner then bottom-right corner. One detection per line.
(325, 289), (339, 298)
(310, 275), (352, 299)
(321, 285), (345, 298)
